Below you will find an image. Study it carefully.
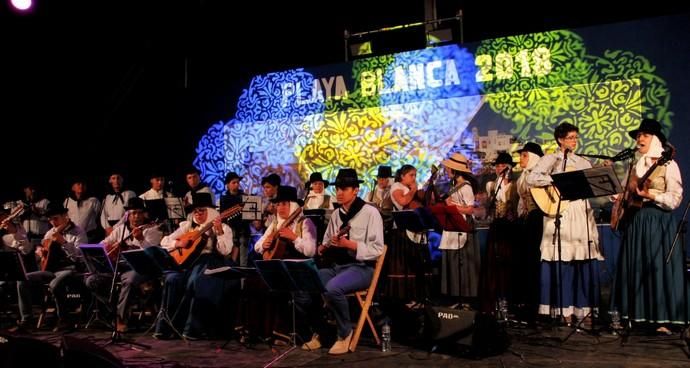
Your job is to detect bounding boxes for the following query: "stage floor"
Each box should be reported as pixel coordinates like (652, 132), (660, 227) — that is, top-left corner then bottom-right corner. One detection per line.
(7, 325), (690, 367)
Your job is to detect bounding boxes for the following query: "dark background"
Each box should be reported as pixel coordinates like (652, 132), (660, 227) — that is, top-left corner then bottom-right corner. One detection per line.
(1, 0), (688, 202)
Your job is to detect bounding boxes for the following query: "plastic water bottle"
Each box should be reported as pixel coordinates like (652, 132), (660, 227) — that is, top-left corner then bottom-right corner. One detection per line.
(609, 310), (622, 333)
(381, 323), (391, 352)
(498, 298), (509, 322)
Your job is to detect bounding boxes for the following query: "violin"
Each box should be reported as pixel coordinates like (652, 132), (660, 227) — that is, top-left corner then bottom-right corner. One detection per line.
(407, 165), (439, 209)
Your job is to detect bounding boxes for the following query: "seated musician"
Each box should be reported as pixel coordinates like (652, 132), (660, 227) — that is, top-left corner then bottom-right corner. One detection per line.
(304, 172), (334, 210)
(253, 185), (317, 344)
(295, 168), (384, 355)
(155, 192), (235, 340)
(0, 207), (32, 299)
(84, 197), (163, 334)
(12, 202), (88, 333)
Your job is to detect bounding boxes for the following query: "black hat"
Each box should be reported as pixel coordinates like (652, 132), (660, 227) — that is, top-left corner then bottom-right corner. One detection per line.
(270, 186), (304, 206)
(124, 197), (147, 211)
(261, 173), (281, 187)
(224, 172), (242, 184)
(516, 142), (544, 157)
(185, 192), (216, 212)
(306, 172), (329, 189)
(333, 168), (364, 188)
(376, 166), (393, 178)
(628, 118), (667, 144)
(492, 152), (515, 166)
(45, 202), (69, 217)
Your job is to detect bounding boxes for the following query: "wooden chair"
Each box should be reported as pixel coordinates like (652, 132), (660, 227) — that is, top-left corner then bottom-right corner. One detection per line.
(348, 245), (387, 352)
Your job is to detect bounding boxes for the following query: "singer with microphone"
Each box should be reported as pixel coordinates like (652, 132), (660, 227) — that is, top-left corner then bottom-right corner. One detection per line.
(481, 152), (519, 317)
(526, 122), (603, 327)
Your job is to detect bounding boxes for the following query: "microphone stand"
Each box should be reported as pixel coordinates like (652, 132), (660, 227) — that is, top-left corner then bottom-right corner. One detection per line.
(551, 149), (569, 326)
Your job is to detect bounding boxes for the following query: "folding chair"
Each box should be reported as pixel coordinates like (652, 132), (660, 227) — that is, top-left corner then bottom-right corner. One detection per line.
(348, 245), (387, 352)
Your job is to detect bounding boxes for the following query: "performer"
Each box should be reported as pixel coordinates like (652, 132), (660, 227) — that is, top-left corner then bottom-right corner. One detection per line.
(304, 172), (334, 210)
(611, 119), (687, 333)
(64, 179), (101, 242)
(84, 197), (163, 334)
(183, 166), (215, 207)
(219, 171), (250, 265)
(100, 172), (136, 236)
(139, 172), (174, 200)
(438, 153), (480, 308)
(155, 193), (235, 340)
(481, 152), (519, 317)
(366, 166), (394, 236)
(514, 142), (545, 322)
(296, 169), (384, 355)
(13, 202), (88, 332)
(20, 184), (51, 248)
(247, 173), (280, 262)
(253, 185), (317, 345)
(384, 164), (432, 304)
(526, 122), (602, 326)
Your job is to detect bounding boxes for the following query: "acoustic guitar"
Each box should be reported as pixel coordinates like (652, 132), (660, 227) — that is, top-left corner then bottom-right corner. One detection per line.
(610, 146), (674, 231)
(169, 204), (243, 268)
(40, 221), (72, 272)
(262, 207), (303, 260)
(530, 185), (570, 217)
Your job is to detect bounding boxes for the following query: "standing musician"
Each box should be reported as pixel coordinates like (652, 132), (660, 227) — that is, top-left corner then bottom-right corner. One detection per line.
(139, 172), (174, 200)
(296, 168), (384, 355)
(13, 202), (87, 333)
(253, 185), (317, 345)
(610, 119), (687, 334)
(481, 152), (519, 316)
(64, 180), (101, 243)
(514, 142), (545, 323)
(526, 122), (602, 326)
(438, 153), (480, 308)
(155, 193), (235, 340)
(366, 166), (395, 236)
(183, 166), (216, 207)
(20, 184), (51, 248)
(220, 171), (250, 265)
(84, 197), (163, 334)
(100, 172), (136, 236)
(248, 173), (280, 262)
(304, 172), (334, 210)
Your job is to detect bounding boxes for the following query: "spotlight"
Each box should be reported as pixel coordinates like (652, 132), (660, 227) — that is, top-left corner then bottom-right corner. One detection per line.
(10, 0), (33, 12)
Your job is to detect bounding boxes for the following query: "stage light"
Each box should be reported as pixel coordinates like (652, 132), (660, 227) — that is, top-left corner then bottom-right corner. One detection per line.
(349, 41), (372, 57)
(426, 28), (453, 46)
(10, 0), (33, 12)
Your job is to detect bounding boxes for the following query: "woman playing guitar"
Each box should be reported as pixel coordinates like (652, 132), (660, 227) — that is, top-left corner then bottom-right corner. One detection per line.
(610, 119), (685, 335)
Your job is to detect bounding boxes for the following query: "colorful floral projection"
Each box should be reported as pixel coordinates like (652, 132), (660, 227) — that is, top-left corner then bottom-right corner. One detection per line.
(194, 29), (672, 200)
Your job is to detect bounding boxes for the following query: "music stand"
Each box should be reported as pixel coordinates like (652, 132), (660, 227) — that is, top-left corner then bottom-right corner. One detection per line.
(79, 244), (115, 274)
(550, 166), (621, 340)
(254, 259), (325, 367)
(241, 195), (262, 221)
(164, 197), (186, 220)
(392, 210), (429, 233)
(0, 251), (28, 282)
(122, 247), (184, 340)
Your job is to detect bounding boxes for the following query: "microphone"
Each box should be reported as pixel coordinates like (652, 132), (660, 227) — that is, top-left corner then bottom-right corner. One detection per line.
(611, 147), (636, 162)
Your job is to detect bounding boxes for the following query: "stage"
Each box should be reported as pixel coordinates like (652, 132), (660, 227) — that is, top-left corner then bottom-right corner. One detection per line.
(4, 324), (690, 367)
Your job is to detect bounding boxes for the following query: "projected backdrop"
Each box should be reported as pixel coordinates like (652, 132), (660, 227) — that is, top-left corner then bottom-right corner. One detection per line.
(194, 15), (688, 202)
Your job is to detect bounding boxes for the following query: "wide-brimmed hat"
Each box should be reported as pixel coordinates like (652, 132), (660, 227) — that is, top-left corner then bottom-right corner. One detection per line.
(124, 197), (147, 211)
(224, 172), (242, 184)
(333, 168), (364, 188)
(306, 172), (329, 189)
(261, 173), (281, 187)
(516, 142), (544, 157)
(492, 152), (515, 166)
(441, 153), (471, 173)
(45, 202), (69, 217)
(376, 166), (393, 178)
(270, 185), (304, 206)
(185, 192), (217, 212)
(628, 118), (666, 144)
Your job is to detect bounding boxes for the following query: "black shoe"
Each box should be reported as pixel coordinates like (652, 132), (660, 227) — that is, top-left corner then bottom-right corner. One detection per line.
(152, 332), (173, 340)
(8, 319), (33, 334)
(52, 319), (75, 333)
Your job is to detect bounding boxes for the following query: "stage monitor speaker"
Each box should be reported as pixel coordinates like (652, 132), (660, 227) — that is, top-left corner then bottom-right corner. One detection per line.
(424, 305), (508, 358)
(0, 333), (60, 366)
(61, 335), (125, 368)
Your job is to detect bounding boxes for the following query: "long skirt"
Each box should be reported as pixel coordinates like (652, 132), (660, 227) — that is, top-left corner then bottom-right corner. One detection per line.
(611, 205), (690, 324)
(382, 229), (433, 302)
(480, 217), (517, 313)
(539, 260), (599, 318)
(440, 231), (480, 298)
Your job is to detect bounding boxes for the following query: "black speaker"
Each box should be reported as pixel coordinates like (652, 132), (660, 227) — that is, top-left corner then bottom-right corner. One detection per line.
(0, 333), (61, 366)
(61, 336), (125, 368)
(424, 305), (508, 358)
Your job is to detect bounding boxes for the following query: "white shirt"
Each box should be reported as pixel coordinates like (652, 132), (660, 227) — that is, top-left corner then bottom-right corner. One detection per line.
(2, 225), (32, 255)
(254, 217), (317, 257)
(160, 208), (233, 257)
(139, 189), (173, 200)
(64, 197), (101, 233)
(100, 190), (137, 228)
(323, 203), (384, 261)
(22, 198), (51, 237)
(43, 223), (88, 262)
(101, 221), (163, 249)
(304, 193), (334, 210)
(438, 184), (473, 250)
(184, 186), (216, 206)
